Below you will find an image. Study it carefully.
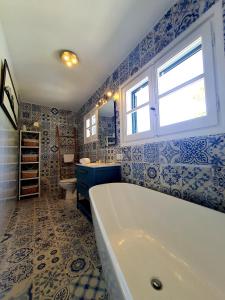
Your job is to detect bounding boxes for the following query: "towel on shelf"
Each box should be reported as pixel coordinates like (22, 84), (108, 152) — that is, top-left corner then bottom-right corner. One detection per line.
(79, 158), (90, 164)
(64, 154), (74, 163)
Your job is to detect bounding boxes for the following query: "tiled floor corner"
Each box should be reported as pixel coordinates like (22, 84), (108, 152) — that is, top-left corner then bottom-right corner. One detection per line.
(0, 196), (108, 300)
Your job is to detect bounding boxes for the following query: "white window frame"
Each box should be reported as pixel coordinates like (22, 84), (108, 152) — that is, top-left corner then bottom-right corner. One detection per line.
(120, 1), (225, 146)
(121, 69), (155, 143)
(154, 22), (217, 136)
(84, 108), (98, 144)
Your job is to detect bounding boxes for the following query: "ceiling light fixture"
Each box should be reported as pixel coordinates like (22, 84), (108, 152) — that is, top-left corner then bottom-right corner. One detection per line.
(60, 50), (79, 67)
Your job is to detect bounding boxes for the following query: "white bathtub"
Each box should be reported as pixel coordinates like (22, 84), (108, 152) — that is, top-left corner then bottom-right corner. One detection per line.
(89, 183), (225, 300)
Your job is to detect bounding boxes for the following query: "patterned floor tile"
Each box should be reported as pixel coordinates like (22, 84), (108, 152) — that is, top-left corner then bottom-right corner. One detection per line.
(0, 196), (108, 299)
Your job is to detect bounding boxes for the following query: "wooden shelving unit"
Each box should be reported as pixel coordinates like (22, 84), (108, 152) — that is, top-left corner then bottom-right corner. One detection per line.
(19, 130), (41, 199)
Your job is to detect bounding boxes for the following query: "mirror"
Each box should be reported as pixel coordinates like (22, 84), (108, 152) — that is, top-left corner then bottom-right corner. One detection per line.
(98, 99), (116, 147)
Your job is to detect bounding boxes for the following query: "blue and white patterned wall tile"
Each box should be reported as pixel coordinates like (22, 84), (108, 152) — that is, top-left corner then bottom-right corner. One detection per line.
(121, 162), (132, 180)
(128, 45), (140, 77)
(182, 165), (212, 191)
(112, 69), (120, 90)
(132, 162), (145, 182)
(212, 166), (225, 190)
(140, 31), (155, 68)
(173, 0), (200, 38)
(132, 145), (143, 161)
(178, 137), (209, 164)
(154, 8), (174, 54)
(160, 165), (183, 190)
(143, 143), (159, 163)
(144, 163), (160, 190)
(181, 165), (218, 207)
(119, 57), (129, 85)
(184, 185), (223, 210)
(22, 111), (30, 119)
(122, 146), (131, 161)
(199, 0), (217, 15)
(159, 141), (180, 164)
(208, 134), (225, 166)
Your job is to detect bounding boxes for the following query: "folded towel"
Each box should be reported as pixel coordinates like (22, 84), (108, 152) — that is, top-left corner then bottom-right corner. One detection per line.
(79, 158), (90, 164)
(64, 154), (74, 163)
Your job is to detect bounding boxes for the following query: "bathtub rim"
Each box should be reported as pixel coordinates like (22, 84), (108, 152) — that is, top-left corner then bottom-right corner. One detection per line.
(90, 183), (133, 300)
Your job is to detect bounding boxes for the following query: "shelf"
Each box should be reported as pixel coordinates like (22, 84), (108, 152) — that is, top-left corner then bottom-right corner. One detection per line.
(21, 146), (39, 149)
(19, 192), (39, 198)
(0, 196), (17, 201)
(19, 130), (41, 200)
(0, 162), (17, 165)
(21, 162), (39, 164)
(21, 130), (40, 134)
(0, 146), (18, 148)
(0, 179), (17, 183)
(20, 177), (39, 181)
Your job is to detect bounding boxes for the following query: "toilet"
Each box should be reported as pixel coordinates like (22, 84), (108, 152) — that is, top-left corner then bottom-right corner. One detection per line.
(59, 178), (77, 200)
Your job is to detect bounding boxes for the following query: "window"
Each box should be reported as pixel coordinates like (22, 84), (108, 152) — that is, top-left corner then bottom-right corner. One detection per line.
(155, 22), (217, 135)
(84, 109), (98, 143)
(122, 71), (155, 142)
(126, 77), (151, 135)
(121, 15), (220, 145)
(157, 38), (206, 126)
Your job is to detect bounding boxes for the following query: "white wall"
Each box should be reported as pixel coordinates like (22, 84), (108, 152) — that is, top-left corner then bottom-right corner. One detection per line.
(0, 20), (18, 235)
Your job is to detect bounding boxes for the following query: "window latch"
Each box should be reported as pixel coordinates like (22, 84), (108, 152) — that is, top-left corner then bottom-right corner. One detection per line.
(150, 107), (156, 111)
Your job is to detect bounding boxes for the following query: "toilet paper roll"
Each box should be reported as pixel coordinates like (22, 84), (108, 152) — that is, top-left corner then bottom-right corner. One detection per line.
(64, 154), (74, 163)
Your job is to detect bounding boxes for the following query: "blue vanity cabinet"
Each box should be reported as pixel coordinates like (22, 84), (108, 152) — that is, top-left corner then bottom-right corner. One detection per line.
(76, 164), (121, 198)
(76, 164), (121, 219)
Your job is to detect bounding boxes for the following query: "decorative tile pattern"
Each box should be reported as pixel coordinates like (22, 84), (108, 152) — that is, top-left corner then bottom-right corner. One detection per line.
(20, 102), (78, 196)
(161, 165), (182, 186)
(128, 45), (140, 76)
(143, 143), (159, 163)
(140, 31), (155, 68)
(173, 0), (200, 38)
(154, 8), (174, 54)
(121, 162), (132, 180)
(159, 141), (180, 164)
(208, 134), (225, 166)
(132, 145), (143, 161)
(122, 146), (131, 161)
(179, 137), (209, 164)
(132, 162), (144, 182)
(119, 57), (129, 85)
(0, 196), (108, 299)
(144, 163), (160, 190)
(76, 0), (225, 213)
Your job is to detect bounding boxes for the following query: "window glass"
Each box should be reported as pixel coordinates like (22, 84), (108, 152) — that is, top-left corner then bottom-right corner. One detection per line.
(127, 105), (150, 135)
(86, 128), (91, 138)
(86, 118), (90, 128)
(126, 78), (148, 111)
(158, 38), (203, 95)
(92, 115), (96, 125)
(159, 78), (206, 126)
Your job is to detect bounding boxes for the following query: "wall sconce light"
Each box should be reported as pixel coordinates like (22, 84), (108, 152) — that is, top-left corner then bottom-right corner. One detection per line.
(106, 91), (113, 98)
(113, 92), (119, 101)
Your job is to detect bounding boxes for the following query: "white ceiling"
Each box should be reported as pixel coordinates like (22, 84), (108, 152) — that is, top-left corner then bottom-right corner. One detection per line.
(0, 0), (175, 112)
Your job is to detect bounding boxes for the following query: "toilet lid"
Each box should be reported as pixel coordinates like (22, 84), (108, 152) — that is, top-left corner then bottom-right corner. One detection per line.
(60, 178), (77, 183)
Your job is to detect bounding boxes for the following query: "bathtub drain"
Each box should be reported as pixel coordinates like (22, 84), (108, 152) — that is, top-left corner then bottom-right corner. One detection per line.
(151, 278), (163, 290)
